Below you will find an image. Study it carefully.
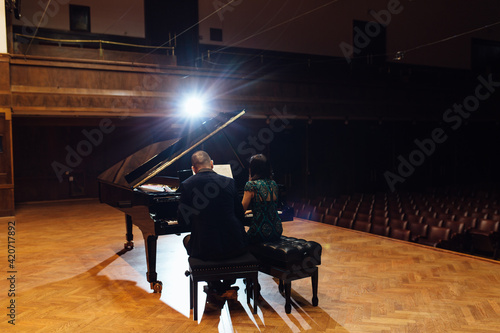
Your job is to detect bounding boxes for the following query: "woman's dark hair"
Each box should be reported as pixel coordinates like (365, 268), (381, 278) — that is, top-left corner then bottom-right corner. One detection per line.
(249, 154), (272, 180)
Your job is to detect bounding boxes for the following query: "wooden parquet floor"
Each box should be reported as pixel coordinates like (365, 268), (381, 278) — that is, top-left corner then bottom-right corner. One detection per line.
(1, 199), (500, 332)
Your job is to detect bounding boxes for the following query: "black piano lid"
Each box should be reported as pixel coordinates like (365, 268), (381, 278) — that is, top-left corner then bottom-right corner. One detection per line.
(97, 110), (246, 189)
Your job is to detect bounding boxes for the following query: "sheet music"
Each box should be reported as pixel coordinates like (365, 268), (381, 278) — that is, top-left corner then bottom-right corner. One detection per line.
(213, 164), (233, 178)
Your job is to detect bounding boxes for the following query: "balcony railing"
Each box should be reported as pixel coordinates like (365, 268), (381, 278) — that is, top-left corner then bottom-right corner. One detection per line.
(12, 27), (176, 65)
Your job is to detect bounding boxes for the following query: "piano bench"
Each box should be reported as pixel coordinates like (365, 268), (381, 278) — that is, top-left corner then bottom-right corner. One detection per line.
(250, 236), (322, 314)
(185, 252), (260, 321)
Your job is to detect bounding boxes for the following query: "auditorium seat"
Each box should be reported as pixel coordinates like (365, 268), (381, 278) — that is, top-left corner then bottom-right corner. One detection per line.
(371, 209), (388, 217)
(389, 219), (408, 230)
(388, 211), (404, 221)
(323, 215), (337, 225)
(296, 208), (312, 220)
(406, 214), (423, 224)
(433, 206), (450, 214)
(309, 212), (324, 223)
(322, 200), (335, 209)
(389, 228), (411, 241)
(401, 203), (417, 211)
(403, 209), (420, 217)
(450, 209), (466, 217)
(467, 212), (488, 220)
(468, 219), (500, 259)
(443, 220), (465, 236)
(302, 204), (315, 213)
(341, 210), (357, 220)
(437, 213), (455, 221)
(311, 190), (499, 255)
(372, 203), (388, 210)
(480, 208), (498, 216)
(308, 198), (323, 207)
(356, 206), (372, 215)
(336, 217), (353, 229)
(456, 216), (477, 231)
(443, 220), (466, 251)
(344, 203), (359, 213)
(314, 206), (329, 216)
(419, 210), (437, 219)
(328, 208), (342, 217)
(409, 222), (428, 242)
(333, 199), (348, 208)
(355, 213), (371, 223)
(353, 221), (371, 233)
(417, 226), (451, 247)
(360, 199), (374, 209)
(425, 217), (444, 227)
(371, 224), (390, 237)
(371, 215), (389, 226)
(490, 214), (500, 222)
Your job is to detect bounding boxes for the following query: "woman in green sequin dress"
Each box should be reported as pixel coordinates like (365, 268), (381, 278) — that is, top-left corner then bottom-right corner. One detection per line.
(242, 154), (283, 244)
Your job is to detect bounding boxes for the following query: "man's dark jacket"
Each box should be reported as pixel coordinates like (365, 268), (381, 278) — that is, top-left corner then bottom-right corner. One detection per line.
(177, 169), (247, 260)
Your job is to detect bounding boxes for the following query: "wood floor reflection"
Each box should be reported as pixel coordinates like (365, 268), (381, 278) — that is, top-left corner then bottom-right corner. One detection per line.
(1, 199), (500, 332)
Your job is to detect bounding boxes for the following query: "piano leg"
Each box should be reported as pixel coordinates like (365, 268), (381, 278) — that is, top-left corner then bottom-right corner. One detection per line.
(144, 234), (163, 293)
(124, 214), (134, 250)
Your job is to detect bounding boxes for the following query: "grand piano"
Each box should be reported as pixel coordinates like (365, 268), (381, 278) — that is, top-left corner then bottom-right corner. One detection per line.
(98, 110), (292, 293)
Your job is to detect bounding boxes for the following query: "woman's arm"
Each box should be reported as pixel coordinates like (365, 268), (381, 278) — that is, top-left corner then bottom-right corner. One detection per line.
(242, 190), (254, 211)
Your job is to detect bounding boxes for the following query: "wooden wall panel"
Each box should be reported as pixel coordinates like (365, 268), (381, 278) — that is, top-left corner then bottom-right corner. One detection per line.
(0, 188), (14, 216)
(9, 57), (212, 117)
(0, 113), (14, 181)
(0, 111), (14, 216)
(0, 55), (11, 110)
(0, 55), (10, 91)
(0, 55), (14, 215)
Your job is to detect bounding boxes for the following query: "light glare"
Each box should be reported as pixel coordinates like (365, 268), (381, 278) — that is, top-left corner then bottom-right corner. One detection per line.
(183, 96), (205, 117)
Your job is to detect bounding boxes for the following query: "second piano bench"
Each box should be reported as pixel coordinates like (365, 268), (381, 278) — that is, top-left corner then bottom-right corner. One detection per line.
(250, 236), (322, 314)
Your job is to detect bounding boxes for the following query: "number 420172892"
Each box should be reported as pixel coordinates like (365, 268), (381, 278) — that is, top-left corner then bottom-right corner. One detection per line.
(8, 221), (16, 270)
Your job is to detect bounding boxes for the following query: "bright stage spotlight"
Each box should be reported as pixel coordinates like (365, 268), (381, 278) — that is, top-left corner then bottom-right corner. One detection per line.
(182, 96), (206, 117)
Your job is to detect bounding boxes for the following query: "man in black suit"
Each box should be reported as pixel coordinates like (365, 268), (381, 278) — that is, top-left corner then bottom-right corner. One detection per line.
(178, 150), (247, 303)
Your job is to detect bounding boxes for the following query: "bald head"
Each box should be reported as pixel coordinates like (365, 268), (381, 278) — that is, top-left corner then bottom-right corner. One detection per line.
(191, 150), (213, 173)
